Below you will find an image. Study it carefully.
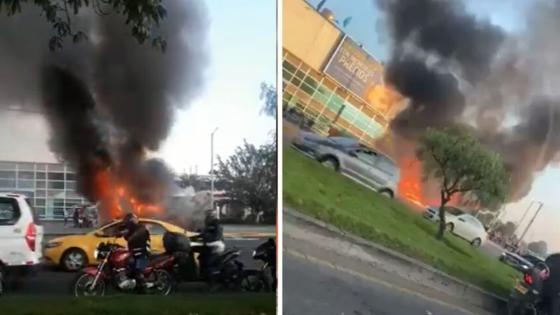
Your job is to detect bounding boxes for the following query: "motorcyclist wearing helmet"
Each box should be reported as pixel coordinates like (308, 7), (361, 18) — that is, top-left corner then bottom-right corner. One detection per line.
(120, 213), (152, 289)
(196, 209), (225, 279)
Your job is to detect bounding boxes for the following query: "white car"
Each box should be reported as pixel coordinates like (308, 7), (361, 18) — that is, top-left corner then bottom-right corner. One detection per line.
(446, 214), (486, 247)
(423, 206), (465, 222)
(0, 192), (44, 292)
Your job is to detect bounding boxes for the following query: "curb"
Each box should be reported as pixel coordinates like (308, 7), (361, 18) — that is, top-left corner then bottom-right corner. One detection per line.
(284, 207), (509, 313)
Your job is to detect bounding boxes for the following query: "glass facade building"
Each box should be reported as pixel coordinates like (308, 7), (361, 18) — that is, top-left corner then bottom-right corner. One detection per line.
(283, 0), (407, 148)
(0, 160), (86, 220)
(283, 50), (389, 147)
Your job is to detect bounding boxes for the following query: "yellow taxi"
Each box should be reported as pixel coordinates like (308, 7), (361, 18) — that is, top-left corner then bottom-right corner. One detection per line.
(43, 218), (195, 271)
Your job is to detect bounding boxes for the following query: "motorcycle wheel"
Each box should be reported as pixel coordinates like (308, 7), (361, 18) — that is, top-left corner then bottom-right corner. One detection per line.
(73, 273), (106, 297)
(152, 269), (173, 296)
(241, 270), (266, 292)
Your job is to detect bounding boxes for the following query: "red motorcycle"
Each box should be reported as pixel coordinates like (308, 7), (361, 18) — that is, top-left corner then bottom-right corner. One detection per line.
(73, 243), (173, 296)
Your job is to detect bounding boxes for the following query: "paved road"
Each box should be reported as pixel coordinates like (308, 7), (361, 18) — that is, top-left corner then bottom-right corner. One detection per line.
(284, 252), (479, 315)
(7, 238), (266, 295)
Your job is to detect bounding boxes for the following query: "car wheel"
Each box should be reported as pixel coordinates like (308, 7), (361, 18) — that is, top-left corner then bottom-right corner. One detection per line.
(62, 249), (88, 272)
(445, 223), (454, 232)
(471, 238), (482, 247)
(320, 158), (339, 172)
(379, 190), (393, 199)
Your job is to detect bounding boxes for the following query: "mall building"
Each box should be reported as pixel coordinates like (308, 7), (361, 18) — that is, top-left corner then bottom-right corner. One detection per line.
(283, 0), (407, 147)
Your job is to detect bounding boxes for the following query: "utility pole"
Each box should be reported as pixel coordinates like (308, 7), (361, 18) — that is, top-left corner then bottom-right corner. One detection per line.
(518, 201), (543, 245)
(210, 127), (219, 219)
(515, 201), (536, 235)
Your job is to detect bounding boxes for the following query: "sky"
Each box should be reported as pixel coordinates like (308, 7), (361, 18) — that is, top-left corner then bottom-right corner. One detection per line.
(305, 0), (560, 251)
(157, 0), (277, 174)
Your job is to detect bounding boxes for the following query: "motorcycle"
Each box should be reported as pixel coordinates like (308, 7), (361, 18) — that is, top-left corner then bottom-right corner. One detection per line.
(73, 242), (173, 297)
(159, 232), (247, 291)
(243, 238), (276, 292)
(507, 261), (551, 315)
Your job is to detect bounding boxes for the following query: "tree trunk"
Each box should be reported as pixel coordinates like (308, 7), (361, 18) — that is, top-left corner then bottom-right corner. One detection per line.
(436, 191), (450, 240)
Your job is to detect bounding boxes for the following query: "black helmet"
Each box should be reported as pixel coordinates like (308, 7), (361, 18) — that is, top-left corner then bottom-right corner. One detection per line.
(123, 212), (138, 225)
(204, 209), (217, 225)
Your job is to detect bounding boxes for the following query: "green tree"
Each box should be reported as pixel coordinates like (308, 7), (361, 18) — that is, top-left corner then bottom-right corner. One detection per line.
(216, 139), (276, 220)
(0, 0), (167, 50)
(416, 126), (509, 240)
(527, 241), (548, 257)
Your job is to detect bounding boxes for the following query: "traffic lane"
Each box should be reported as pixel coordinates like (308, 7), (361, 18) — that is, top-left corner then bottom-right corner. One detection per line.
(9, 238), (266, 295)
(283, 252), (476, 315)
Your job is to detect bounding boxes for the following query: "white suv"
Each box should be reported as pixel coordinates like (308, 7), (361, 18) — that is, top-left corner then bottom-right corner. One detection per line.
(0, 193), (44, 293)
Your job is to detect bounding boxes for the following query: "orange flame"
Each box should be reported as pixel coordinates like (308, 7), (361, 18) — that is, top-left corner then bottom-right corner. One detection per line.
(94, 171), (163, 222)
(398, 157), (462, 210)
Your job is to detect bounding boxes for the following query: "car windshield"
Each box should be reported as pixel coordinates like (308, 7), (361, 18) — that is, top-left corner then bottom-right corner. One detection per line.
(523, 255), (543, 264)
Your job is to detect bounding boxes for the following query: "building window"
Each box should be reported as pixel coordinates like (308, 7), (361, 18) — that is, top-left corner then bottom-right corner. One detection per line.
(35, 198), (46, 206)
(36, 172), (46, 180)
(35, 207), (46, 217)
(0, 170), (16, 179)
(17, 180), (34, 189)
(48, 172), (65, 181)
(0, 179), (15, 188)
(66, 181), (77, 191)
(66, 173), (76, 181)
(18, 171), (35, 180)
(48, 181), (65, 190)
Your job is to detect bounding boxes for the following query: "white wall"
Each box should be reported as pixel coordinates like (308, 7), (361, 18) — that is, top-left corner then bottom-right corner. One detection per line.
(0, 110), (57, 163)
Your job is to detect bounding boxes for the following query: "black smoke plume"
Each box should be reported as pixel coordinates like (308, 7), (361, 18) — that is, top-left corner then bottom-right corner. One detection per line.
(378, 0), (504, 137)
(377, 0), (560, 202)
(0, 0), (209, 215)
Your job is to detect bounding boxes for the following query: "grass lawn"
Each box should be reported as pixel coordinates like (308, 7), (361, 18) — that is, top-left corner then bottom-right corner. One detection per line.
(0, 294), (275, 315)
(284, 147), (519, 297)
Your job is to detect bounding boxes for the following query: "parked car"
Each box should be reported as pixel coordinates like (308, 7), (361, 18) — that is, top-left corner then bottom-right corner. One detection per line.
(445, 213), (487, 247)
(291, 131), (359, 157)
(43, 218), (196, 271)
(500, 251), (545, 272)
(0, 193), (44, 289)
(292, 131), (399, 198)
(423, 206), (465, 222)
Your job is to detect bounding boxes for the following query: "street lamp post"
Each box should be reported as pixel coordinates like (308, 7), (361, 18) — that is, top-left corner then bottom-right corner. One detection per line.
(210, 127), (219, 219)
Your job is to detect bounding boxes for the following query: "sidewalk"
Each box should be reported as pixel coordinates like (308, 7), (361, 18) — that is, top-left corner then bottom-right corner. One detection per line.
(284, 207), (507, 315)
(41, 221), (275, 238)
